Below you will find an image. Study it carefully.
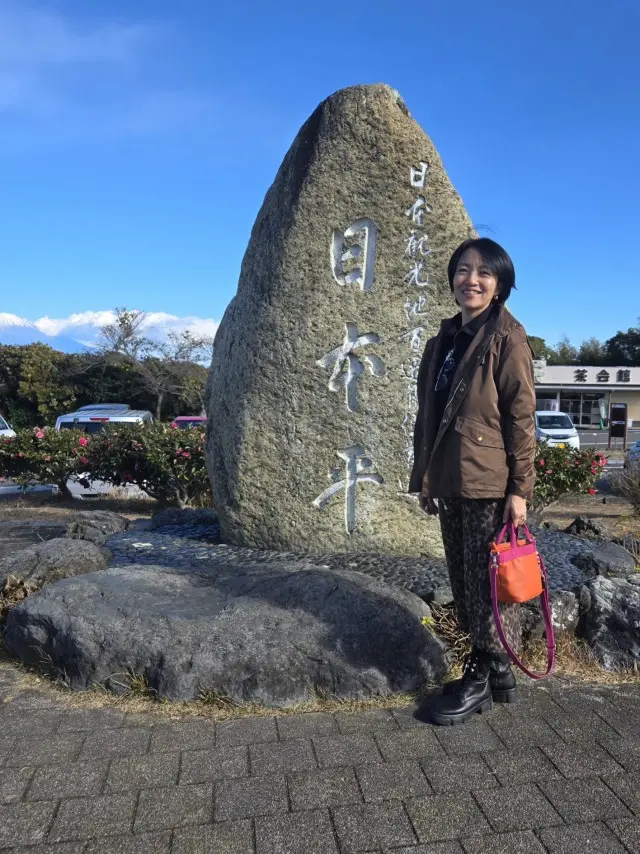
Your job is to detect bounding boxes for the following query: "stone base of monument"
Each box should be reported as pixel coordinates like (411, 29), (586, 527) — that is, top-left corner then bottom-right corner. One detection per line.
(3, 561), (449, 706)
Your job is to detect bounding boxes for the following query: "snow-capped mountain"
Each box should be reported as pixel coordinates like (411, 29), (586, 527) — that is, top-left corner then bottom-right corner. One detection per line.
(0, 314), (85, 352)
(0, 311), (219, 353)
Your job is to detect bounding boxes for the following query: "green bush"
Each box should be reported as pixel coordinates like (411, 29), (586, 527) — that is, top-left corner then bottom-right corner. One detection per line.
(532, 442), (604, 509)
(0, 427), (84, 499)
(83, 423), (211, 508)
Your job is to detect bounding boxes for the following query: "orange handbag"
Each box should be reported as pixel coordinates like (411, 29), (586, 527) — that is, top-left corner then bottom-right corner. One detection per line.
(489, 522), (555, 679)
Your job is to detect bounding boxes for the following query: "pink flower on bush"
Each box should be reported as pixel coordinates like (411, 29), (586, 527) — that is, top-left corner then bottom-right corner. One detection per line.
(588, 488), (597, 495)
(538, 459), (545, 467)
(79, 456), (88, 465)
(35, 430), (45, 439)
(599, 458), (606, 467)
(546, 469), (553, 474)
(78, 436), (88, 447)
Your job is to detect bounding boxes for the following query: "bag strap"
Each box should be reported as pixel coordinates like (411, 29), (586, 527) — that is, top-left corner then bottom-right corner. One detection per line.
(495, 521), (535, 548)
(490, 551), (556, 679)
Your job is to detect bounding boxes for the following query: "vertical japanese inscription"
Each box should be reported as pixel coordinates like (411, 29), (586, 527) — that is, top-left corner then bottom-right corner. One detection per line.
(401, 160), (432, 482)
(315, 219), (385, 534)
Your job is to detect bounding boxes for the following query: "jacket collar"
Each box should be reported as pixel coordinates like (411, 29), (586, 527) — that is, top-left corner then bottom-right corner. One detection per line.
(438, 303), (518, 343)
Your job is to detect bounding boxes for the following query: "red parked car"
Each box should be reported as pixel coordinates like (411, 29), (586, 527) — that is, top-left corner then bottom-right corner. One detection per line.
(170, 416), (207, 430)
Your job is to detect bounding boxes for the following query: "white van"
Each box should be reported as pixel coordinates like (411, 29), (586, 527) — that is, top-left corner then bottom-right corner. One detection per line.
(75, 403), (131, 413)
(535, 411), (580, 449)
(0, 413), (16, 439)
(55, 407), (153, 433)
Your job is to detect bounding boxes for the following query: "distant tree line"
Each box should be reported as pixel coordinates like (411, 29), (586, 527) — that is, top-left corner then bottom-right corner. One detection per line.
(0, 308), (213, 428)
(528, 318), (640, 366)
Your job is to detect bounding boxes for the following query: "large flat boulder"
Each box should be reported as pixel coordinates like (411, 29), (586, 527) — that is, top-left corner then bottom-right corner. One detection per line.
(0, 538), (111, 588)
(206, 83), (475, 556)
(4, 561), (448, 705)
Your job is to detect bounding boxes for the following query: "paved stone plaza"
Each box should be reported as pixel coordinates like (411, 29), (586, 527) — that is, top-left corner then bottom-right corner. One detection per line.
(0, 664), (638, 853)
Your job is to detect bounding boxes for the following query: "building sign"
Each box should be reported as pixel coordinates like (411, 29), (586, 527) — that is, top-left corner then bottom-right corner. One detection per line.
(574, 369), (587, 382)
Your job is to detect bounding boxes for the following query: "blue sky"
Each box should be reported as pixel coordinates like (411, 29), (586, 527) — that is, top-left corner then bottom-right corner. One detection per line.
(1, 0), (638, 347)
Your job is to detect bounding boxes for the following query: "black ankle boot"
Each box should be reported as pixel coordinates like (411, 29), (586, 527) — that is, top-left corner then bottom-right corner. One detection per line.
(416, 649), (493, 726)
(442, 649), (517, 704)
(489, 653), (517, 704)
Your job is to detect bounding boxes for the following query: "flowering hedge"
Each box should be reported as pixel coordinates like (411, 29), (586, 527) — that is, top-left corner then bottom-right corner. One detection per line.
(532, 442), (605, 509)
(0, 425), (603, 511)
(0, 427), (84, 499)
(0, 424), (212, 508)
(82, 423), (211, 508)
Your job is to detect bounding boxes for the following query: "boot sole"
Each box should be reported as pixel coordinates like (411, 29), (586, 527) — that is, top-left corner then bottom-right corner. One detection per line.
(492, 687), (517, 704)
(427, 697), (493, 726)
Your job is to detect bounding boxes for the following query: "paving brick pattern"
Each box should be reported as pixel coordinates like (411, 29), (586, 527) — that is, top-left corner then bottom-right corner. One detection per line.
(0, 668), (639, 853)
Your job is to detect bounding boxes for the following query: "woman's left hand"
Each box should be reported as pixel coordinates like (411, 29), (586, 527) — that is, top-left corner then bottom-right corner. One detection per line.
(503, 493), (527, 527)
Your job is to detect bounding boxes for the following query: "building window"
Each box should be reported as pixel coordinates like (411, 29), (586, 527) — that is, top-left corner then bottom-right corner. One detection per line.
(596, 370), (610, 383)
(559, 392), (609, 427)
(617, 369), (631, 382)
(574, 369), (587, 382)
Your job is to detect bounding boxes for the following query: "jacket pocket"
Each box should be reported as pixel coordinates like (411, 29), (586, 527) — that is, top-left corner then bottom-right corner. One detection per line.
(454, 416), (505, 449)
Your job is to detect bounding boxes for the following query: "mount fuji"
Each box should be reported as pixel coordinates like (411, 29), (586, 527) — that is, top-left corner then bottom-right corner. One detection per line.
(0, 311), (220, 353)
(0, 314), (87, 352)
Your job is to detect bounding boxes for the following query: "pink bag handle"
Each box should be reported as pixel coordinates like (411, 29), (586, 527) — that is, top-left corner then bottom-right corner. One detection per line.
(490, 534), (556, 680)
(495, 521), (535, 549)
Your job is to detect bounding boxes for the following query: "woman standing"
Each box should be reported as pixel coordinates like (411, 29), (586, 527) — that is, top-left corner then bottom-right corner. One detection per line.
(410, 237), (536, 726)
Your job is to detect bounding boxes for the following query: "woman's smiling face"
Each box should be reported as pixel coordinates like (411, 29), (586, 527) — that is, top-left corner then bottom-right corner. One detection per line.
(452, 248), (499, 316)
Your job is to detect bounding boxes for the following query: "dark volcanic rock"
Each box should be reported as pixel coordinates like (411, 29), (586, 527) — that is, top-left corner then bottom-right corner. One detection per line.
(4, 561), (448, 705)
(571, 542), (637, 579)
(66, 511), (129, 545)
(564, 516), (609, 540)
(0, 538), (111, 589)
(583, 576), (640, 671)
(521, 591), (580, 643)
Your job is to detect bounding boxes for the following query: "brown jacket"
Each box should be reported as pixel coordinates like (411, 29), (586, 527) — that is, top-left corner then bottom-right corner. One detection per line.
(409, 305), (536, 501)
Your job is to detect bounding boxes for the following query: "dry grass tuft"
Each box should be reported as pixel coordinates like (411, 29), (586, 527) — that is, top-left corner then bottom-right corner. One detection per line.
(427, 603), (472, 681)
(0, 575), (39, 620)
(523, 632), (639, 683)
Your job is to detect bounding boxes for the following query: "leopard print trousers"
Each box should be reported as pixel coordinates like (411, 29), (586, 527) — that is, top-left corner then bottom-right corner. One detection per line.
(438, 497), (521, 654)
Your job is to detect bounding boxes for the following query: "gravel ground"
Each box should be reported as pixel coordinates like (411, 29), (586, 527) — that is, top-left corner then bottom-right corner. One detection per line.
(106, 522), (595, 600)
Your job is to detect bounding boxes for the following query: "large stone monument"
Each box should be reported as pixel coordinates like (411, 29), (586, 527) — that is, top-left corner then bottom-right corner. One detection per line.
(206, 84), (474, 555)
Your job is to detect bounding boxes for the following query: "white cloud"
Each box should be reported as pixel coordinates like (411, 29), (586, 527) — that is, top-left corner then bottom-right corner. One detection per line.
(0, 1), (148, 68)
(33, 310), (219, 346)
(0, 1), (207, 142)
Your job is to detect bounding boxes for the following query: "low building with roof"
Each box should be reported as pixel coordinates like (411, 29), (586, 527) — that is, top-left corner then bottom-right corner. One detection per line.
(533, 363), (640, 429)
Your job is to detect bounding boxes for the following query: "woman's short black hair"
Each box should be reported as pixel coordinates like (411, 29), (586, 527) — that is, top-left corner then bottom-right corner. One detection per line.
(447, 237), (516, 304)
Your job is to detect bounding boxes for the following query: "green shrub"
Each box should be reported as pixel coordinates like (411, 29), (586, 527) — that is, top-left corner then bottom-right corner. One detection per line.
(532, 442), (604, 509)
(0, 427), (84, 499)
(83, 423), (211, 508)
